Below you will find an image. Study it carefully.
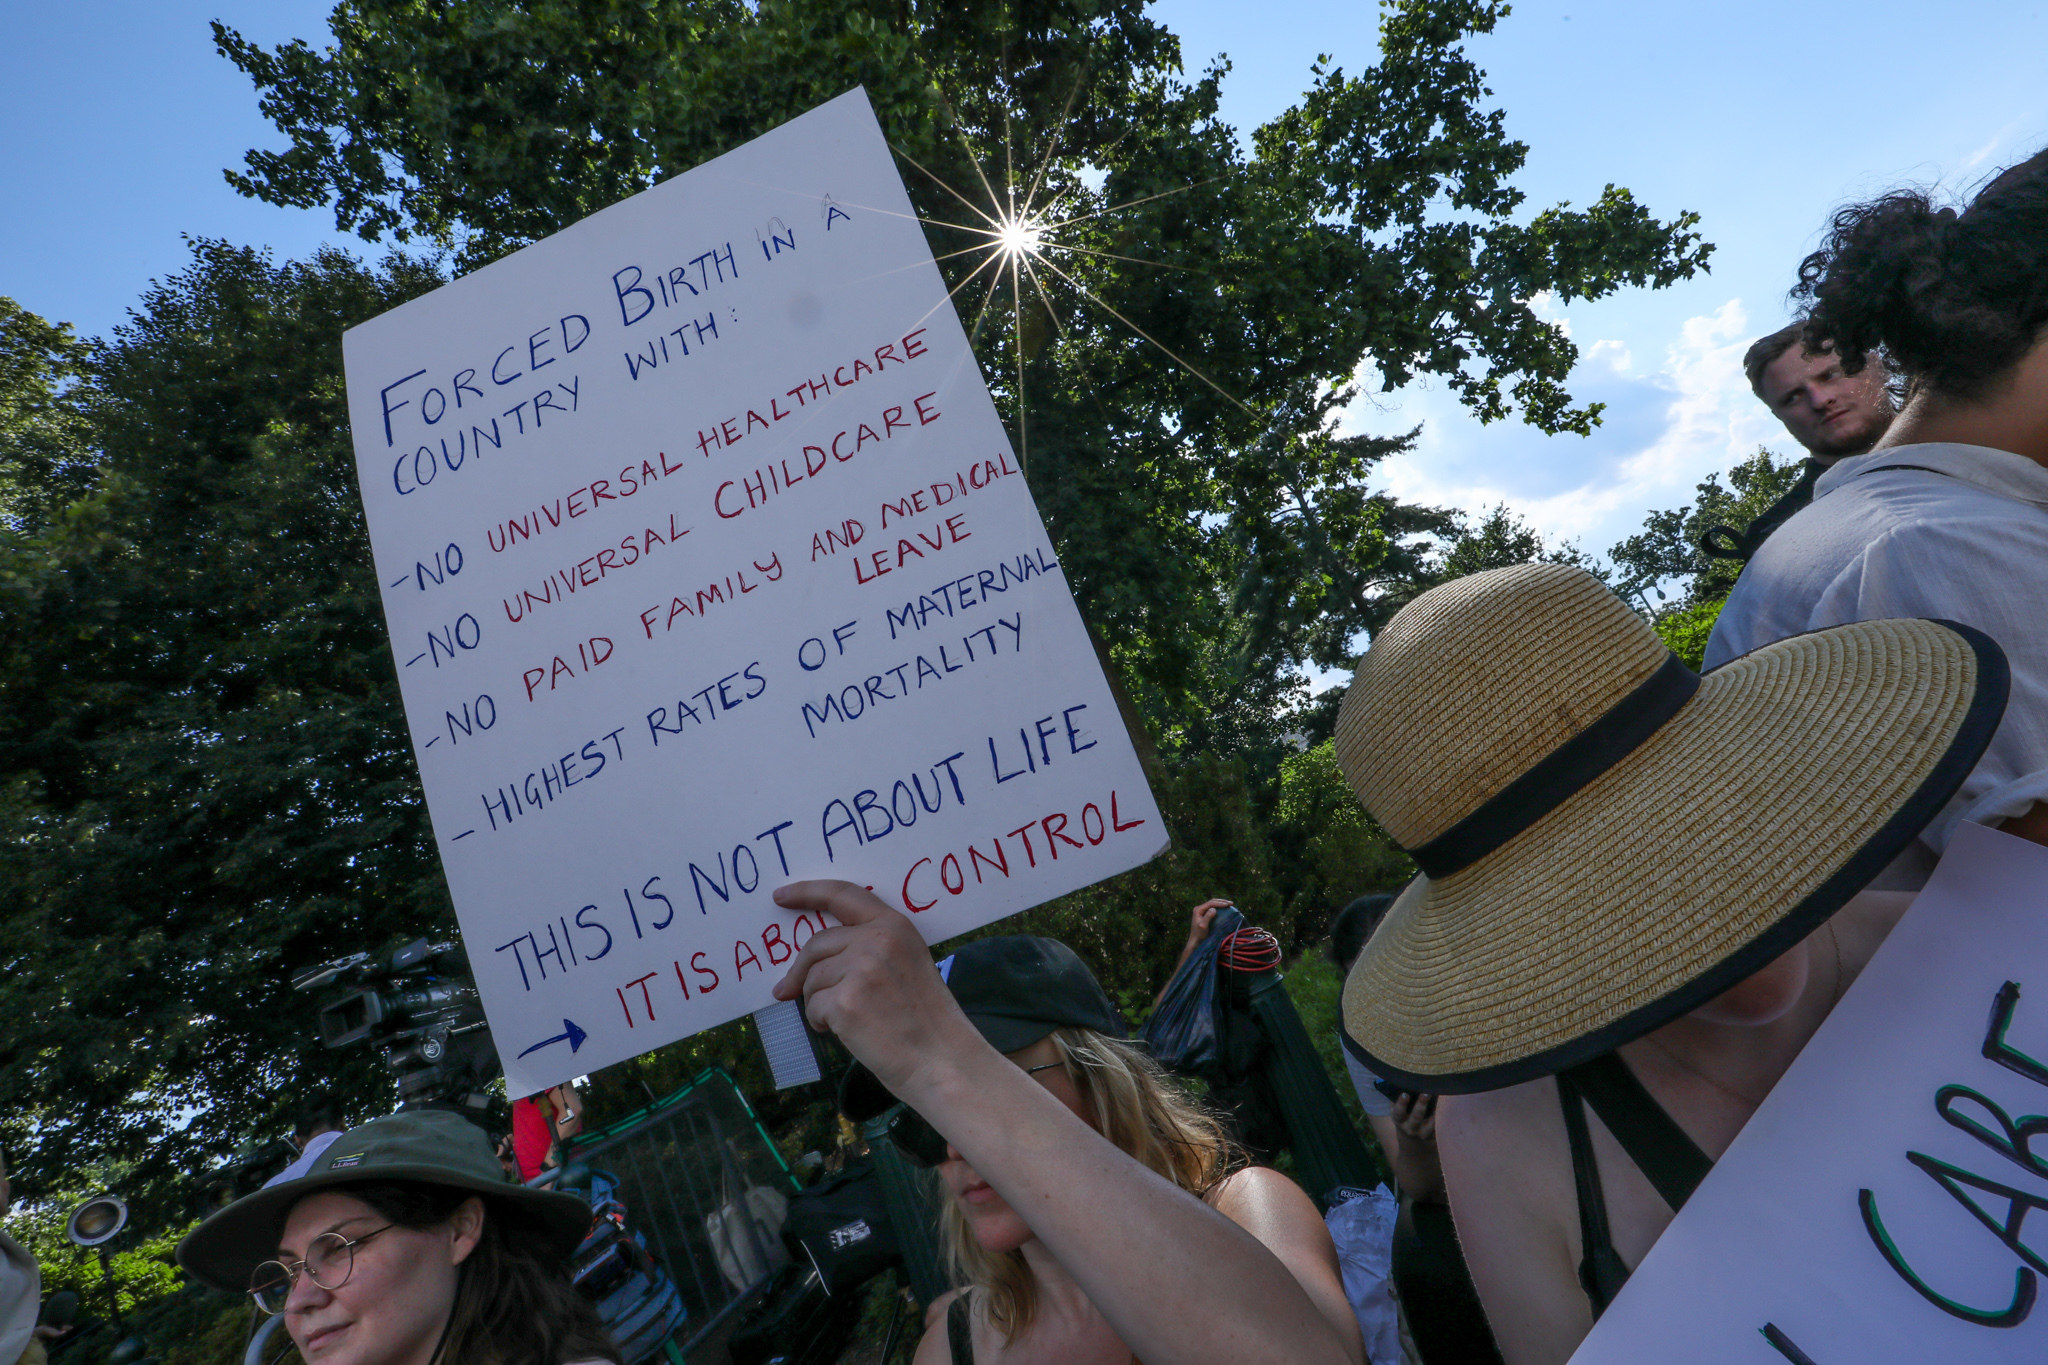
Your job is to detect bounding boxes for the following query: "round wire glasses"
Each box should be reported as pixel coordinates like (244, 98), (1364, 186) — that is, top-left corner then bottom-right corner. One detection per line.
(247, 1225), (393, 1314)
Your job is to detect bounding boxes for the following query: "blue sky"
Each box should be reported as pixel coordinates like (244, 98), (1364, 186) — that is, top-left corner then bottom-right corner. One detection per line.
(5, 0), (2046, 563)
(1157, 0), (2048, 558)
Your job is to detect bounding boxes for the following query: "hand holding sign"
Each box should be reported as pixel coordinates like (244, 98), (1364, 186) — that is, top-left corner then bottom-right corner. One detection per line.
(771, 879), (985, 1105)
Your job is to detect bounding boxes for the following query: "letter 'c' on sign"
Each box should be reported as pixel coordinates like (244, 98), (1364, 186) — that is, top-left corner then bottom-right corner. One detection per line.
(394, 445), (439, 495)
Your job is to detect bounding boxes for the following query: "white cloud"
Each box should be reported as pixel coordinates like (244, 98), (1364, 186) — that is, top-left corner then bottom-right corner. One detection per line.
(1339, 298), (1786, 559)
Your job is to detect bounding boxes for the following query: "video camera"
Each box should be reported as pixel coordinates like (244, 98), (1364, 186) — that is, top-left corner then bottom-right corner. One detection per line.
(293, 938), (501, 1115)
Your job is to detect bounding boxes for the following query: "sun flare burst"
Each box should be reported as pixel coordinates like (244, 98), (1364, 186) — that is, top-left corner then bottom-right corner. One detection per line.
(834, 87), (1251, 470)
(994, 213), (1045, 261)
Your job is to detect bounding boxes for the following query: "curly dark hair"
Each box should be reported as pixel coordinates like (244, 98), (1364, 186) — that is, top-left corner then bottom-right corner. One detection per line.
(1795, 147), (2048, 400)
(349, 1180), (622, 1365)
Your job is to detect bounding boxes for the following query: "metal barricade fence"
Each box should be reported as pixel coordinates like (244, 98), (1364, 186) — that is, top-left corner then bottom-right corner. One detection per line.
(546, 1067), (802, 1354)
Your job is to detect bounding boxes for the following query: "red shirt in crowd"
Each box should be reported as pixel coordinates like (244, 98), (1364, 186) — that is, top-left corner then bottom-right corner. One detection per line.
(510, 1095), (553, 1181)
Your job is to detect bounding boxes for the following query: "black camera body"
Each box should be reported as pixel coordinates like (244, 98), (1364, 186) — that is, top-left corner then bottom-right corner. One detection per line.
(294, 938), (501, 1113)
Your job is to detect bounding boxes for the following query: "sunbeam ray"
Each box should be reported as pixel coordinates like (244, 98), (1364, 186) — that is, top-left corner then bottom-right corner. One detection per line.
(1039, 177), (1228, 232)
(1017, 69), (1089, 223)
(930, 88), (1012, 235)
(1038, 240), (1204, 275)
(889, 143), (1004, 229)
(1029, 252), (1254, 416)
(968, 254), (1007, 346)
(892, 85), (1257, 449)
(1012, 253), (1028, 469)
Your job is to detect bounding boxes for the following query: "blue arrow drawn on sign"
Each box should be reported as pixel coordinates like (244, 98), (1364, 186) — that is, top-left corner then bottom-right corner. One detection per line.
(517, 1019), (588, 1059)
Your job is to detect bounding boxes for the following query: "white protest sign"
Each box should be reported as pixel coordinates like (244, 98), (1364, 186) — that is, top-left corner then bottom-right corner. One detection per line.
(341, 87), (1167, 1099)
(1569, 821), (2048, 1364)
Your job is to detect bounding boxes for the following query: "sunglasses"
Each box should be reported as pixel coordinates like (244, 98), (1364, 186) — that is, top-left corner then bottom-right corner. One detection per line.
(884, 1060), (1063, 1168)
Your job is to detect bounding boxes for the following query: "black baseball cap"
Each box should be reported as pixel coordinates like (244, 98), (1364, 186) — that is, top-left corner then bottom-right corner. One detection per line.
(838, 934), (1126, 1122)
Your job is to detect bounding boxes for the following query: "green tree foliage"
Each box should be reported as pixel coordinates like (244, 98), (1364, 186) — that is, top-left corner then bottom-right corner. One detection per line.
(1434, 502), (1601, 583)
(0, 0), (1713, 1212)
(1651, 597), (1723, 669)
(1606, 445), (1806, 616)
(1272, 740), (1411, 925)
(0, 298), (96, 535)
(214, 0), (1709, 718)
(0, 249), (446, 1213)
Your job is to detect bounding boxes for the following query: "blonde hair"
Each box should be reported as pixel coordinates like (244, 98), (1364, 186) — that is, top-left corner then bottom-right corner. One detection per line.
(938, 1026), (1240, 1342)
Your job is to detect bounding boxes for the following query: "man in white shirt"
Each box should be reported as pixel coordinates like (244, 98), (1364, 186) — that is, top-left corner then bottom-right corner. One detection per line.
(1704, 145), (2048, 875)
(1704, 445), (2048, 869)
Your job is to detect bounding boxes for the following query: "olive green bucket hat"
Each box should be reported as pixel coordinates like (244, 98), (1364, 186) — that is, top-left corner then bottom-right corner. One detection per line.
(177, 1108), (590, 1294)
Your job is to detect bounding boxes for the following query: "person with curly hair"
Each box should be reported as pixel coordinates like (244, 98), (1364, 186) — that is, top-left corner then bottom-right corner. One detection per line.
(1705, 148), (2048, 870)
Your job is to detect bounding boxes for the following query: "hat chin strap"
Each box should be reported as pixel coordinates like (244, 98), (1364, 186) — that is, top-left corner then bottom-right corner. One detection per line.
(1405, 652), (1699, 880)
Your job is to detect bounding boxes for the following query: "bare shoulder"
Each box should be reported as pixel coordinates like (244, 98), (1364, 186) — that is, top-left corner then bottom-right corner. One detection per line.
(1208, 1166), (1364, 1365)
(1208, 1164), (1323, 1224)
(913, 1289), (964, 1365)
(1436, 1079), (1577, 1254)
(1439, 1078), (1564, 1166)
(1439, 1081), (1592, 1365)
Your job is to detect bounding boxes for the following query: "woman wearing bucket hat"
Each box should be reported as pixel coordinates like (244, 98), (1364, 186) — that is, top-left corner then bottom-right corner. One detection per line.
(768, 892), (1366, 1365)
(1329, 562), (2011, 1364)
(178, 1108), (622, 1365)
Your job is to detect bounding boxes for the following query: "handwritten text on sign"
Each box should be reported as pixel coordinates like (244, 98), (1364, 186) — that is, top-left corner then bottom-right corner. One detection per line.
(1569, 823), (2048, 1364)
(342, 88), (1167, 1099)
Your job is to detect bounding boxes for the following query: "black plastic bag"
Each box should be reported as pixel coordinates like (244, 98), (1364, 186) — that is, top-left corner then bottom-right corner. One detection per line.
(1142, 904), (1245, 1076)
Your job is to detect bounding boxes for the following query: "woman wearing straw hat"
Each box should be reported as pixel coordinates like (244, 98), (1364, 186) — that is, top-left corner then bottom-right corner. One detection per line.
(1328, 561), (2012, 1364)
(178, 1108), (622, 1365)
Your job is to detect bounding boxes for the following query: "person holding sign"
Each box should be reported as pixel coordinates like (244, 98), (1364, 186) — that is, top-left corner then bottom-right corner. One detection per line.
(1705, 146), (2048, 867)
(1326, 562), (2010, 1365)
(772, 893), (1365, 1365)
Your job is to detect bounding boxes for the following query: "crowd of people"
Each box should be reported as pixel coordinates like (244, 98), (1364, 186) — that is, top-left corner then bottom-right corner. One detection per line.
(757, 146), (2048, 1365)
(4, 141), (2014, 1365)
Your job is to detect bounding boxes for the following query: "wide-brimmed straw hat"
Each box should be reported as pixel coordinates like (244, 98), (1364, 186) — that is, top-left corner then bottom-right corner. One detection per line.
(1335, 563), (2006, 1093)
(178, 1108), (590, 1295)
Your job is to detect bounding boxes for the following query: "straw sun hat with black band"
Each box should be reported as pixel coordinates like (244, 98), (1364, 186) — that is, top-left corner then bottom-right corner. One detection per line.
(1335, 563), (2007, 1095)
(178, 1108), (590, 1295)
